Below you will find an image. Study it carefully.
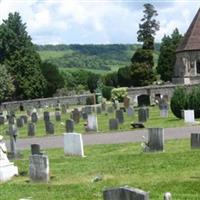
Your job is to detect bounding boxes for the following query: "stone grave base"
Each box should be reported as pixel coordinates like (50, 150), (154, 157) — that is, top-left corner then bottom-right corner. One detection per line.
(0, 162), (18, 182)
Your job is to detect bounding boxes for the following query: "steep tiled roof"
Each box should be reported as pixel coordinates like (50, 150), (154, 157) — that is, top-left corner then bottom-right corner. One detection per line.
(177, 8), (200, 52)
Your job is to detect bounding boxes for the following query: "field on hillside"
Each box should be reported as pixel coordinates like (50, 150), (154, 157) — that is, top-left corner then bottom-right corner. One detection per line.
(1, 139), (200, 200)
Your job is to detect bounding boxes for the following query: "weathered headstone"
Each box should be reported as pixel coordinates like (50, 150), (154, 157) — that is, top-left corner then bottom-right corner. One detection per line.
(109, 119), (119, 130)
(29, 154), (49, 182)
(65, 119), (74, 133)
(45, 121), (54, 134)
(28, 123), (36, 136)
(96, 106), (102, 114)
(84, 106), (93, 114)
(103, 186), (149, 200)
(61, 104), (67, 114)
(138, 107), (148, 122)
(63, 133), (84, 157)
(82, 112), (88, 120)
(8, 116), (15, 124)
(55, 111), (61, 121)
(184, 110), (195, 123)
(126, 106), (134, 116)
(107, 106), (114, 113)
(123, 96), (130, 108)
(71, 109), (80, 124)
(0, 116), (5, 125)
(16, 118), (24, 128)
(160, 109), (168, 118)
(8, 125), (18, 157)
(31, 144), (41, 155)
(20, 115), (28, 124)
(191, 133), (200, 149)
(86, 114), (98, 132)
(31, 112), (38, 123)
(43, 111), (50, 122)
(115, 110), (124, 124)
(101, 101), (106, 111)
(146, 128), (164, 152)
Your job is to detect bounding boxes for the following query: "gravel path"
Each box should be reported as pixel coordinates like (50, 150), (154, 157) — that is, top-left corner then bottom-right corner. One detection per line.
(6, 125), (200, 150)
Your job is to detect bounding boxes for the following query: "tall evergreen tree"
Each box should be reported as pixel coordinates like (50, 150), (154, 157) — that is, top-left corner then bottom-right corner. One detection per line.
(0, 12), (46, 100)
(137, 3), (160, 50)
(157, 28), (182, 82)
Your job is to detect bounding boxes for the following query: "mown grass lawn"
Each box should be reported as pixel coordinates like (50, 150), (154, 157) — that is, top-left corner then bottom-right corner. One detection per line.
(1, 139), (200, 199)
(0, 105), (190, 139)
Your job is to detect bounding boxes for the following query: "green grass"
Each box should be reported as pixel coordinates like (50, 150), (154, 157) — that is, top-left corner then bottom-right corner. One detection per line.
(1, 139), (200, 199)
(0, 105), (188, 139)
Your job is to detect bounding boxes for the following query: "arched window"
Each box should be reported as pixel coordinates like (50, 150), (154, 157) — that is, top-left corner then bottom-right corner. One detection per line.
(196, 60), (200, 74)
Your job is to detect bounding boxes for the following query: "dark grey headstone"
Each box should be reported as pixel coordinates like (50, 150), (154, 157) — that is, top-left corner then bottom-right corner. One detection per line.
(55, 111), (61, 121)
(31, 144), (41, 155)
(31, 112), (38, 123)
(115, 110), (124, 124)
(20, 115), (28, 124)
(8, 116), (15, 124)
(138, 108), (148, 122)
(103, 187), (149, 200)
(28, 123), (36, 136)
(71, 109), (80, 124)
(8, 125), (18, 157)
(16, 117), (24, 128)
(191, 133), (200, 149)
(82, 112), (88, 120)
(43, 111), (50, 122)
(29, 154), (49, 182)
(65, 119), (74, 133)
(0, 116), (5, 125)
(147, 128), (164, 152)
(85, 106), (93, 114)
(45, 121), (54, 134)
(109, 119), (119, 130)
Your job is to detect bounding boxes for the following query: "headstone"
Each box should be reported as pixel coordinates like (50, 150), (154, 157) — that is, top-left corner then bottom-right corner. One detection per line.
(8, 125), (18, 157)
(29, 154), (49, 182)
(103, 186), (149, 200)
(71, 109), (80, 124)
(159, 100), (169, 118)
(84, 106), (93, 114)
(28, 123), (36, 136)
(0, 116), (5, 125)
(160, 109), (168, 118)
(184, 110), (195, 123)
(20, 115), (28, 124)
(65, 119), (74, 133)
(109, 119), (119, 130)
(126, 106), (134, 116)
(8, 116), (15, 124)
(45, 121), (54, 134)
(191, 133), (200, 149)
(31, 144), (41, 155)
(138, 107), (148, 122)
(43, 111), (50, 122)
(115, 110), (124, 124)
(16, 118), (24, 128)
(63, 133), (84, 157)
(113, 100), (120, 110)
(96, 106), (102, 114)
(101, 101), (106, 111)
(55, 111), (61, 121)
(123, 96), (130, 108)
(107, 106), (114, 113)
(164, 192), (172, 200)
(61, 105), (67, 114)
(146, 128), (164, 152)
(86, 114), (98, 132)
(82, 112), (88, 120)
(31, 112), (38, 123)
(0, 136), (18, 182)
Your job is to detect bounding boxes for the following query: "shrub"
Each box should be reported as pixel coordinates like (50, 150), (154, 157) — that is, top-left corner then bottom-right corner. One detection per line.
(170, 87), (188, 118)
(111, 87), (127, 102)
(102, 85), (114, 100)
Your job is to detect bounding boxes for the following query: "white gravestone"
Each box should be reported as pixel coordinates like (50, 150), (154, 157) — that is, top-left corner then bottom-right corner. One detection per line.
(184, 110), (195, 123)
(86, 114), (98, 132)
(0, 135), (18, 182)
(63, 133), (84, 157)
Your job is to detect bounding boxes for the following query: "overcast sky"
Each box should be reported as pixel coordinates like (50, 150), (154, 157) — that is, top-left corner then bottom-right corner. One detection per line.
(0, 0), (200, 44)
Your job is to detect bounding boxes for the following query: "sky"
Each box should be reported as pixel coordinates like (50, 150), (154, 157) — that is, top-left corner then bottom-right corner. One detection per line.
(0, 0), (200, 45)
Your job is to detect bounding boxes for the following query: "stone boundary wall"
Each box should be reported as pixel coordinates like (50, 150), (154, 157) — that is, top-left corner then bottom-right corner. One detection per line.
(2, 94), (95, 110)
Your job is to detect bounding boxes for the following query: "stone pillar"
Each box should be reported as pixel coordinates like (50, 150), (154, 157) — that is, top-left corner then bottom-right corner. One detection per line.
(65, 119), (74, 133)
(29, 154), (49, 182)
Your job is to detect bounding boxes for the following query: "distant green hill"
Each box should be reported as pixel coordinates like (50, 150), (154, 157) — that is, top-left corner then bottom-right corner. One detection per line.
(36, 44), (160, 74)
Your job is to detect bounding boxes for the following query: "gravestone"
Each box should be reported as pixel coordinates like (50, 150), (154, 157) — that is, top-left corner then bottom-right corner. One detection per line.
(107, 106), (114, 113)
(115, 110), (124, 124)
(31, 112), (38, 123)
(0, 135), (18, 182)
(16, 118), (24, 128)
(191, 133), (200, 149)
(146, 128), (164, 152)
(126, 106), (134, 116)
(8, 116), (15, 124)
(138, 107), (148, 122)
(109, 119), (119, 130)
(160, 109), (168, 118)
(101, 101), (106, 111)
(63, 133), (84, 157)
(0, 116), (5, 125)
(28, 123), (36, 136)
(113, 100), (120, 110)
(159, 100), (169, 118)
(86, 114), (98, 132)
(31, 144), (41, 155)
(20, 115), (28, 124)
(123, 96), (130, 108)
(96, 106), (102, 114)
(164, 192), (172, 200)
(61, 105), (67, 114)
(82, 112), (88, 120)
(65, 119), (74, 133)
(43, 111), (50, 122)
(84, 106), (92, 114)
(103, 186), (149, 200)
(45, 121), (54, 134)
(184, 110), (195, 123)
(71, 109), (80, 124)
(29, 154), (49, 182)
(8, 125), (18, 157)
(55, 111), (61, 121)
